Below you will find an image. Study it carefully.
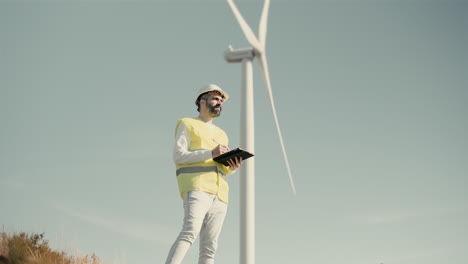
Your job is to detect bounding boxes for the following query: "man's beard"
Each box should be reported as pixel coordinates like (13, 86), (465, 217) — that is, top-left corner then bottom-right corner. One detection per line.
(207, 103), (222, 117)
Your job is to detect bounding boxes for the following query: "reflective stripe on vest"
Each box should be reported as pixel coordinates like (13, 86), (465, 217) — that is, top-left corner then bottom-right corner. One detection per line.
(176, 166), (225, 177)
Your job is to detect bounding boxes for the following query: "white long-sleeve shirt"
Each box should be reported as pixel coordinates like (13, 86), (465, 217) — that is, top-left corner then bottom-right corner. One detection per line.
(173, 120), (235, 175)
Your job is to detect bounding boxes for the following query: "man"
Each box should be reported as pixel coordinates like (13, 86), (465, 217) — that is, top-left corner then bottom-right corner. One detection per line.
(165, 84), (243, 264)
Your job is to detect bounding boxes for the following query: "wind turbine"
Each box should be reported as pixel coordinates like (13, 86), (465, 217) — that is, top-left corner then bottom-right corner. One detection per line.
(224, 1), (296, 264)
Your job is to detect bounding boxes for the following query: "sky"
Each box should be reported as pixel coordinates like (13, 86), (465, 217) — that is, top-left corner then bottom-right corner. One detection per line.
(1, 0), (467, 264)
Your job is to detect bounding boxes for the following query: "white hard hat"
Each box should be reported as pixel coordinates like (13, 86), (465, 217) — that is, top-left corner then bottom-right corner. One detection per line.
(195, 84), (230, 105)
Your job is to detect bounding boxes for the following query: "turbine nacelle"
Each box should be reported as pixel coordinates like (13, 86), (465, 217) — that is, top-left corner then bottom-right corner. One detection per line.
(224, 46), (255, 63)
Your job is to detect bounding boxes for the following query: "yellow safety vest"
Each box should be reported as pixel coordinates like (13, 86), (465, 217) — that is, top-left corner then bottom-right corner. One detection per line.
(175, 117), (231, 203)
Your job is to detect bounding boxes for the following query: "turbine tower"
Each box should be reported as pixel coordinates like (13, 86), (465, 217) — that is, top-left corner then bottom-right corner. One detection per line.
(224, 1), (296, 264)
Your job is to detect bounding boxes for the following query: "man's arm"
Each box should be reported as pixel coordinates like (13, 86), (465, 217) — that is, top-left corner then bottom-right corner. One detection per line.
(173, 122), (212, 164)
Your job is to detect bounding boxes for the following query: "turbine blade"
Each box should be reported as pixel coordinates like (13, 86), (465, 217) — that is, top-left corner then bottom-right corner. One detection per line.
(258, 0), (270, 49)
(258, 54), (296, 194)
(227, 0), (263, 53)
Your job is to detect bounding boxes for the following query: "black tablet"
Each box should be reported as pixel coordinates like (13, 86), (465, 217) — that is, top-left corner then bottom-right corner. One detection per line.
(213, 148), (254, 166)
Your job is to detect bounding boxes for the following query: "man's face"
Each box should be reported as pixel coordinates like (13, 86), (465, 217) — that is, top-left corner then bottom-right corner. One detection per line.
(204, 93), (225, 117)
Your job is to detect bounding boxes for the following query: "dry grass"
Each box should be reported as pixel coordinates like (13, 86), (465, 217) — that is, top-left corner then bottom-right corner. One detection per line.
(0, 231), (102, 264)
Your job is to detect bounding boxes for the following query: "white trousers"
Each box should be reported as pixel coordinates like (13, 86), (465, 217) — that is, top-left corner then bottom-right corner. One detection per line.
(165, 191), (228, 264)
